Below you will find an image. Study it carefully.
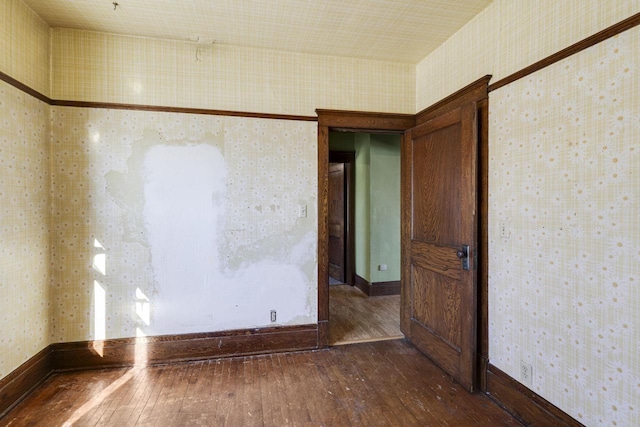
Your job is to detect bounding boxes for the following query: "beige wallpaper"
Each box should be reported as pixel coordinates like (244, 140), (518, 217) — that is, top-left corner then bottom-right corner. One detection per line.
(0, 79), (51, 378)
(489, 26), (640, 426)
(50, 28), (415, 116)
(416, 0), (640, 111)
(50, 107), (318, 342)
(0, 0), (50, 97)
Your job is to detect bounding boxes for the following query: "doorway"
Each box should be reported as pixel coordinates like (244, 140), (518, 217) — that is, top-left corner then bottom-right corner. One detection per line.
(327, 131), (404, 345)
(316, 111), (415, 348)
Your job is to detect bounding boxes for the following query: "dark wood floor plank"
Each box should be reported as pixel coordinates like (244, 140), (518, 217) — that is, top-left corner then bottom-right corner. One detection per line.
(149, 362), (192, 426)
(90, 368), (149, 426)
(341, 342), (427, 426)
(124, 365), (168, 425)
(240, 356), (264, 426)
(2, 340), (522, 427)
(298, 350), (346, 426)
(134, 364), (180, 425)
(175, 360), (205, 413)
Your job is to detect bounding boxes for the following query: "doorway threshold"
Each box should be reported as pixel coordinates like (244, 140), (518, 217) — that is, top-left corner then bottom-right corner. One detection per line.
(331, 335), (405, 346)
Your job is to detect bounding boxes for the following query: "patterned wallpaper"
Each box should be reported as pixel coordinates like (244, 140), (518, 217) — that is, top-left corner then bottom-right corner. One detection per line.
(50, 28), (415, 116)
(0, 0), (50, 97)
(0, 80), (50, 378)
(489, 27), (640, 426)
(50, 107), (318, 342)
(416, 0), (640, 111)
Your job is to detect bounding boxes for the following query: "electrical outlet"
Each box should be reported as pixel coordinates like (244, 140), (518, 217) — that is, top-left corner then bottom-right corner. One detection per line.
(270, 310), (277, 323)
(520, 361), (533, 387)
(378, 264), (387, 271)
(298, 205), (307, 218)
(499, 220), (511, 239)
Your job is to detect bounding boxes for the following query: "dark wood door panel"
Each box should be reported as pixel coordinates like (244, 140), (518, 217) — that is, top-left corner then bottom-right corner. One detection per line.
(412, 127), (462, 245)
(411, 265), (462, 349)
(410, 320), (461, 379)
(410, 240), (461, 280)
(402, 102), (478, 392)
(328, 162), (345, 282)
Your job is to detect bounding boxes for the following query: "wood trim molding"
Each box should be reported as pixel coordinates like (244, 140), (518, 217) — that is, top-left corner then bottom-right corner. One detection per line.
(0, 71), (316, 122)
(316, 109), (414, 131)
(369, 280), (401, 296)
(486, 364), (585, 427)
(477, 96), (490, 392)
(0, 347), (52, 418)
(354, 275), (400, 296)
(0, 70), (50, 104)
(50, 99), (317, 122)
(489, 12), (640, 92)
(415, 75), (491, 124)
(50, 324), (318, 372)
(317, 125), (330, 348)
(354, 274), (370, 295)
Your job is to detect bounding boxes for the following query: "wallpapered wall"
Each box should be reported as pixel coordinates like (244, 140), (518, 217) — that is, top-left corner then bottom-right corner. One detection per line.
(0, 0), (50, 96)
(50, 107), (318, 342)
(489, 27), (640, 426)
(0, 80), (50, 379)
(51, 28), (415, 116)
(416, 0), (640, 110)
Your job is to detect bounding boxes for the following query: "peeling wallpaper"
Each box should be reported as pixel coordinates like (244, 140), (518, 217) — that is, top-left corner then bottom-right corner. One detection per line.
(50, 28), (415, 116)
(50, 107), (318, 341)
(489, 27), (640, 426)
(0, 80), (50, 378)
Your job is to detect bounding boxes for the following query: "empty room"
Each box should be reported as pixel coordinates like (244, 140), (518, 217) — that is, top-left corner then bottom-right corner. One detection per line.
(1, 1), (638, 425)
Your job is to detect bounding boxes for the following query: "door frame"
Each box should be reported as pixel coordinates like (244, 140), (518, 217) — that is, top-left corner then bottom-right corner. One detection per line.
(316, 75), (491, 389)
(317, 110), (415, 348)
(329, 150), (355, 286)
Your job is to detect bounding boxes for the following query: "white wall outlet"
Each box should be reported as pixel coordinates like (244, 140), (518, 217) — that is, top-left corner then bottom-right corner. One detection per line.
(499, 220), (511, 239)
(378, 264), (387, 271)
(270, 309), (277, 323)
(520, 361), (533, 387)
(298, 204), (307, 218)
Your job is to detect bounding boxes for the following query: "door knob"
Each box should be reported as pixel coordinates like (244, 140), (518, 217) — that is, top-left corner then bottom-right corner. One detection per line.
(456, 250), (465, 258)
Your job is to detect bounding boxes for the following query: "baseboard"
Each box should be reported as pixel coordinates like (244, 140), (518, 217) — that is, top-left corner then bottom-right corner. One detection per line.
(354, 274), (400, 296)
(51, 324), (319, 371)
(0, 346), (52, 418)
(486, 364), (584, 427)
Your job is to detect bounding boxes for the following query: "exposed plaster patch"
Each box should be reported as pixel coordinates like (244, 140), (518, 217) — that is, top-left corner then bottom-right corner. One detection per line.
(105, 125), (316, 335)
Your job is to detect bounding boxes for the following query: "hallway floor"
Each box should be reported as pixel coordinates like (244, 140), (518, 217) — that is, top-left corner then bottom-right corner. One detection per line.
(329, 284), (403, 345)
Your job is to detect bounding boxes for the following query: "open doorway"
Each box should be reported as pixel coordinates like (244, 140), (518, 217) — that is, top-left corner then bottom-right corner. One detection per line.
(328, 131), (403, 345)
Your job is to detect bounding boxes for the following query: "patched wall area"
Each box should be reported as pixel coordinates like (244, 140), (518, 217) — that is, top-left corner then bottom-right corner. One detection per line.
(0, 80), (50, 378)
(50, 107), (317, 342)
(489, 27), (640, 426)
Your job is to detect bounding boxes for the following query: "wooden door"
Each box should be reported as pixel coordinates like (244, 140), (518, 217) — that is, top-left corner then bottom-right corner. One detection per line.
(328, 162), (346, 283)
(401, 102), (478, 392)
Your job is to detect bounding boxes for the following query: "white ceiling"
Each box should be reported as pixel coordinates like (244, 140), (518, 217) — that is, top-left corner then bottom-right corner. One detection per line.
(23, 0), (492, 63)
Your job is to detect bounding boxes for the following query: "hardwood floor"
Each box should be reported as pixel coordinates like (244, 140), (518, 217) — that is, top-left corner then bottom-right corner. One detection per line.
(329, 284), (402, 345)
(1, 340), (522, 426)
